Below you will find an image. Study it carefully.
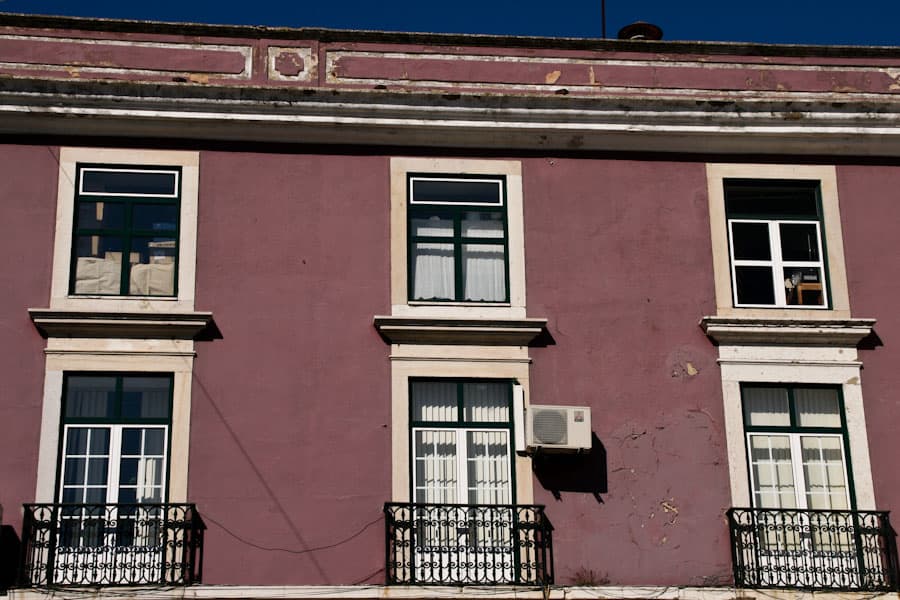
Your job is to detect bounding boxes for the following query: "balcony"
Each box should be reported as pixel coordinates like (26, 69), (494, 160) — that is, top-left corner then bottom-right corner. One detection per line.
(384, 502), (553, 585)
(20, 503), (203, 586)
(728, 507), (899, 591)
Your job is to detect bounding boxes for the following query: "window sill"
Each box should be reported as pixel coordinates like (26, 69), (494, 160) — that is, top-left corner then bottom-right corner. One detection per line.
(700, 315), (875, 346)
(374, 315), (548, 346)
(29, 308), (215, 340)
(714, 306), (851, 320)
(392, 303), (526, 320)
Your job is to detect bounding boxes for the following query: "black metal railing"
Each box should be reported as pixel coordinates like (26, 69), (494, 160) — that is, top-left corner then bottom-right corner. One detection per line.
(384, 502), (553, 585)
(728, 507), (899, 591)
(20, 503), (203, 587)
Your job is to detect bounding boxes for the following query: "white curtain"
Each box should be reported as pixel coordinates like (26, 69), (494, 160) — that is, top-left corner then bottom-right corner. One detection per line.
(462, 383), (508, 422)
(800, 436), (848, 510)
(412, 243), (454, 300)
(466, 431), (511, 505)
(412, 382), (457, 422)
(794, 388), (840, 427)
(744, 387), (790, 426)
(750, 435), (797, 509)
(414, 430), (457, 504)
(462, 245), (505, 301)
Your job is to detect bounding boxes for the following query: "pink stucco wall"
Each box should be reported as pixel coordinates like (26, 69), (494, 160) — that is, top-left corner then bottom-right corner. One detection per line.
(191, 151), (393, 585)
(3, 142), (898, 589)
(0, 145), (57, 535)
(525, 158), (731, 585)
(188, 151), (733, 586)
(837, 164), (900, 513)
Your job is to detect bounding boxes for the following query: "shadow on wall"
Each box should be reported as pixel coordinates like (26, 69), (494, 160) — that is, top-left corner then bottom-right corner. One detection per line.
(532, 433), (607, 503)
(0, 522), (21, 592)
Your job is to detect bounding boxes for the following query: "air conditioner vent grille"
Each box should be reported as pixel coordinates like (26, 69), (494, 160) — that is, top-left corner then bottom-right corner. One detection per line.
(532, 409), (568, 445)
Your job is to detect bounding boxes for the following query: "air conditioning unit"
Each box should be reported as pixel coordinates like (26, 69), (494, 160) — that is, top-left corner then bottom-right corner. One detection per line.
(525, 405), (592, 453)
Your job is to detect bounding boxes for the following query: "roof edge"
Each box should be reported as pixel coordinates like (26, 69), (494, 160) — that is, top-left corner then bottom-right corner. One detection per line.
(2, 11), (900, 58)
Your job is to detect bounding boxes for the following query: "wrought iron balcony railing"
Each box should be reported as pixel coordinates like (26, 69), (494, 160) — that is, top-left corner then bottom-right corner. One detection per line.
(384, 502), (553, 585)
(20, 503), (203, 587)
(728, 507), (899, 591)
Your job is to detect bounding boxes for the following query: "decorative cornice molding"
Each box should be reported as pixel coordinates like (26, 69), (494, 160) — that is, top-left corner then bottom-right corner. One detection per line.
(374, 315), (549, 346)
(700, 316), (876, 346)
(29, 308), (214, 339)
(3, 80), (900, 155)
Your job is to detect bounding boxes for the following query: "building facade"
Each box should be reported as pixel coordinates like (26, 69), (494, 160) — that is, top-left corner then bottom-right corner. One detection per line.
(0, 12), (899, 600)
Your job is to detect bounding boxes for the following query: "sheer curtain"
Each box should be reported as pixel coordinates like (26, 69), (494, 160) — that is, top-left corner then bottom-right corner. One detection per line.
(463, 245), (505, 301)
(466, 431), (511, 505)
(413, 244), (454, 300)
(743, 387), (790, 426)
(414, 430), (457, 504)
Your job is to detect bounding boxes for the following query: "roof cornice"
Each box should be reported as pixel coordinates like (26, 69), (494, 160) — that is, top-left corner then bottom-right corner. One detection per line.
(3, 78), (900, 155)
(2, 11), (900, 57)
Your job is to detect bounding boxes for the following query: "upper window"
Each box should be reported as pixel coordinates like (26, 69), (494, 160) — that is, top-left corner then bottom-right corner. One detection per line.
(390, 158), (526, 319)
(49, 148), (199, 313)
(408, 175), (509, 303)
(706, 164), (850, 318)
(71, 165), (181, 297)
(726, 180), (827, 308)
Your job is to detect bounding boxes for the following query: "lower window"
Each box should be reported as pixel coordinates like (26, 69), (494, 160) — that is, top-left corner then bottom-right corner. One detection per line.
(409, 379), (515, 582)
(734, 384), (888, 589)
(54, 373), (173, 584)
(743, 384), (851, 511)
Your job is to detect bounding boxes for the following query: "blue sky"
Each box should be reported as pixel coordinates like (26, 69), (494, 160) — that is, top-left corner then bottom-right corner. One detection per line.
(2, 0), (899, 45)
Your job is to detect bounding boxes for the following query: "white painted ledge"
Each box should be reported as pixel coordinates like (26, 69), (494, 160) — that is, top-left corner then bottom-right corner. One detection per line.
(28, 308), (215, 339)
(700, 316), (876, 346)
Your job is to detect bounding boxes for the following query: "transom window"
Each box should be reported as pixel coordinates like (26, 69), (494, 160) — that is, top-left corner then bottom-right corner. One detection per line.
(726, 180), (828, 308)
(71, 165), (181, 297)
(742, 384), (852, 511)
(410, 379), (514, 505)
(408, 175), (509, 303)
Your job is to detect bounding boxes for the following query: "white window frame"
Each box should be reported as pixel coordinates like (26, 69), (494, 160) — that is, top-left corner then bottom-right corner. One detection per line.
(78, 168), (180, 198)
(728, 218), (828, 308)
(59, 423), (170, 505)
(391, 158), (526, 319)
(746, 432), (850, 511)
(706, 164), (850, 319)
(50, 148), (200, 313)
(411, 427), (513, 505)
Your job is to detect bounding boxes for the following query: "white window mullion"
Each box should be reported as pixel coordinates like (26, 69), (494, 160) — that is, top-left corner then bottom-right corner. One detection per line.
(788, 434), (808, 510)
(456, 430), (468, 504)
(770, 222), (788, 306)
(107, 426), (122, 504)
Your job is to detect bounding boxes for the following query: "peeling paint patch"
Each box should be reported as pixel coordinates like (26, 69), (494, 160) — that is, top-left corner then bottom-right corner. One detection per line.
(685, 362), (699, 376)
(846, 376), (860, 385)
(188, 73), (209, 84)
(544, 70), (561, 84)
(660, 499), (679, 525)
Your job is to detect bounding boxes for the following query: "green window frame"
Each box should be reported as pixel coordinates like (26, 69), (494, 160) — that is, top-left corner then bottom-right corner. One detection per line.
(725, 179), (830, 309)
(740, 383), (855, 511)
(407, 174), (510, 303)
(70, 164), (182, 297)
(409, 378), (516, 505)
